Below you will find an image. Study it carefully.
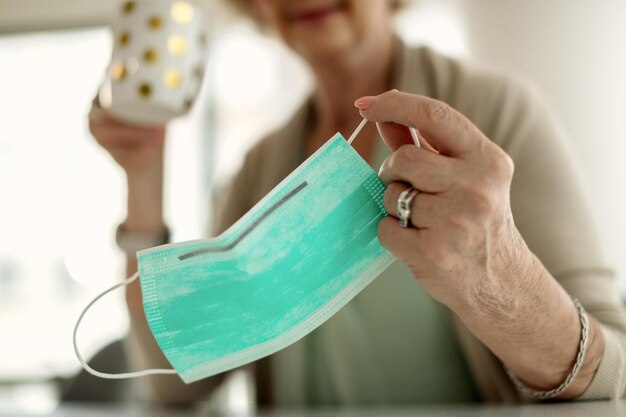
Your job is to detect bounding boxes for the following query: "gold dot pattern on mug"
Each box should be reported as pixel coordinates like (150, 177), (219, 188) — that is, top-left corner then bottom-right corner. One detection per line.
(112, 63), (127, 81)
(122, 1), (136, 14)
(171, 1), (194, 24)
(148, 16), (164, 30)
(126, 57), (140, 74)
(167, 35), (188, 55)
(119, 32), (131, 47)
(143, 49), (159, 63)
(138, 83), (152, 98)
(163, 69), (182, 88)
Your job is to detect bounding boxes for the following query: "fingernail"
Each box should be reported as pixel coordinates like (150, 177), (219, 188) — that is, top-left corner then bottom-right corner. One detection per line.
(354, 96), (377, 110)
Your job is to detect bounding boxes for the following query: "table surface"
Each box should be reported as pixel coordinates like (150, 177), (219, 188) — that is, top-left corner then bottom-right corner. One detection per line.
(3, 401), (626, 417)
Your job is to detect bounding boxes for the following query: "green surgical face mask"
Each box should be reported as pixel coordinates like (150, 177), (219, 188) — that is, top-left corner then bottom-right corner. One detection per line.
(74, 124), (396, 383)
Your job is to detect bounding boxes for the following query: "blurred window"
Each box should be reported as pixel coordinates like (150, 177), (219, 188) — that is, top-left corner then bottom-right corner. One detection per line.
(0, 28), (128, 384)
(0, 25), (215, 414)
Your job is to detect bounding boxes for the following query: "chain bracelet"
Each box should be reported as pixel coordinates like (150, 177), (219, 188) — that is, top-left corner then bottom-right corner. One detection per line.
(504, 297), (589, 400)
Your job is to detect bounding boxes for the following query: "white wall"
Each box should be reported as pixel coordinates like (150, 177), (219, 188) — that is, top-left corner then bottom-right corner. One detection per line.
(463, 0), (626, 289)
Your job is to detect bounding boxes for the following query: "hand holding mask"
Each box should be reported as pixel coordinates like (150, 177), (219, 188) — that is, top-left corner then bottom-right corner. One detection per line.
(74, 122), (397, 382)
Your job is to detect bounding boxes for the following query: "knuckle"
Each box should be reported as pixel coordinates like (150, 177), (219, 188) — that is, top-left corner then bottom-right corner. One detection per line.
(447, 215), (475, 247)
(429, 243), (455, 272)
(486, 145), (515, 181)
(497, 151), (515, 179)
(383, 88), (402, 99)
(379, 89), (402, 106)
(390, 145), (419, 169)
(447, 213), (472, 234)
(465, 186), (496, 218)
(421, 100), (451, 124)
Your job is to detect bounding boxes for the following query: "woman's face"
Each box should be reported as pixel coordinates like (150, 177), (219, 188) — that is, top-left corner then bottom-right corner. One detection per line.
(253, 0), (395, 63)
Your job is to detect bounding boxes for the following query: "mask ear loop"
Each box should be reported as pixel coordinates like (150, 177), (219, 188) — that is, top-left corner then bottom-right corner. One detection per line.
(76, 118), (419, 380)
(348, 118), (421, 148)
(73, 271), (177, 379)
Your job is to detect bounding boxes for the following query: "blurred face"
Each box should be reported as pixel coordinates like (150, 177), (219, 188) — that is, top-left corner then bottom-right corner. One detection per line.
(253, 0), (395, 63)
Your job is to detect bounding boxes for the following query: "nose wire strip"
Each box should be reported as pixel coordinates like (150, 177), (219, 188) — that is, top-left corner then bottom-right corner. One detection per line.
(347, 118), (421, 148)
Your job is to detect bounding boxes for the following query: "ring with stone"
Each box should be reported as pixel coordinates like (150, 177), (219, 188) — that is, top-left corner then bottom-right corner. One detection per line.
(397, 186), (419, 228)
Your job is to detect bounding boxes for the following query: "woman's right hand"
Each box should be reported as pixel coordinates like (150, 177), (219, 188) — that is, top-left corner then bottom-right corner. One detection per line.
(88, 100), (166, 177)
(89, 99), (168, 316)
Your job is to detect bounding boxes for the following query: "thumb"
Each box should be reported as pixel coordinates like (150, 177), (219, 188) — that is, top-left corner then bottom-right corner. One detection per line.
(356, 90), (480, 157)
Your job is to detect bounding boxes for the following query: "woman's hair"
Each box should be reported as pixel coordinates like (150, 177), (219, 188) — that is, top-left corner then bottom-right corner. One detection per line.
(227, 0), (250, 17)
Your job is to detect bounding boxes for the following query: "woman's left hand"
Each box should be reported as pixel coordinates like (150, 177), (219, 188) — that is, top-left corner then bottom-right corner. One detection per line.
(356, 89), (528, 314)
(355, 90), (603, 398)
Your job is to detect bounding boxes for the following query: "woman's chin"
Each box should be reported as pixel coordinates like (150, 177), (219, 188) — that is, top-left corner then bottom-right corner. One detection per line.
(289, 29), (355, 62)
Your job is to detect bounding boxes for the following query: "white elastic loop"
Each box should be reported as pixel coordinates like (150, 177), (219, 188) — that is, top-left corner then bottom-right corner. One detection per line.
(410, 127), (422, 148)
(73, 271), (177, 379)
(348, 118), (368, 145)
(347, 118), (421, 148)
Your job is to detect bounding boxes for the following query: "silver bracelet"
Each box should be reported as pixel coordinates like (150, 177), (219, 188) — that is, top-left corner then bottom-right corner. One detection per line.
(504, 297), (589, 400)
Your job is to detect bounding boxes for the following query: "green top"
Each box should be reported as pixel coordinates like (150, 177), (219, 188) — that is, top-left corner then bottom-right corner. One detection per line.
(269, 138), (480, 406)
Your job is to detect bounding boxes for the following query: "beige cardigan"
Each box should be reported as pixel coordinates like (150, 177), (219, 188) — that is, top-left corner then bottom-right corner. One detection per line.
(130, 41), (626, 403)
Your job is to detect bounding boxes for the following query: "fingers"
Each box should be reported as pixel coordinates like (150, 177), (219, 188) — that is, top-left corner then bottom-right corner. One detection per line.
(88, 101), (107, 125)
(89, 104), (165, 147)
(375, 122), (413, 151)
(356, 90), (483, 157)
(92, 122), (164, 144)
(378, 145), (455, 192)
(378, 217), (439, 267)
(383, 182), (443, 228)
(378, 217), (424, 263)
(375, 121), (436, 152)
(90, 107), (162, 134)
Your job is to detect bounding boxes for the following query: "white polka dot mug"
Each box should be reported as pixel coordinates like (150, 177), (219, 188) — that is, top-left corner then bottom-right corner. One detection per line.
(98, 0), (209, 126)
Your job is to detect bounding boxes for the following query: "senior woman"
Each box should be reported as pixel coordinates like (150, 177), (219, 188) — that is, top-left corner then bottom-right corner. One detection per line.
(89, 0), (626, 405)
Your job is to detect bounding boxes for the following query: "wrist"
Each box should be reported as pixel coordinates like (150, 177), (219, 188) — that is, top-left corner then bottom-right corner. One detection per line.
(558, 315), (605, 399)
(116, 222), (170, 254)
(504, 296), (590, 399)
(126, 166), (164, 231)
(457, 250), (589, 393)
(456, 231), (543, 324)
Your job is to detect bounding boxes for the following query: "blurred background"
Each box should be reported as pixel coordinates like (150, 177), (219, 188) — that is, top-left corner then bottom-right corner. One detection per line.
(0, 0), (624, 413)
